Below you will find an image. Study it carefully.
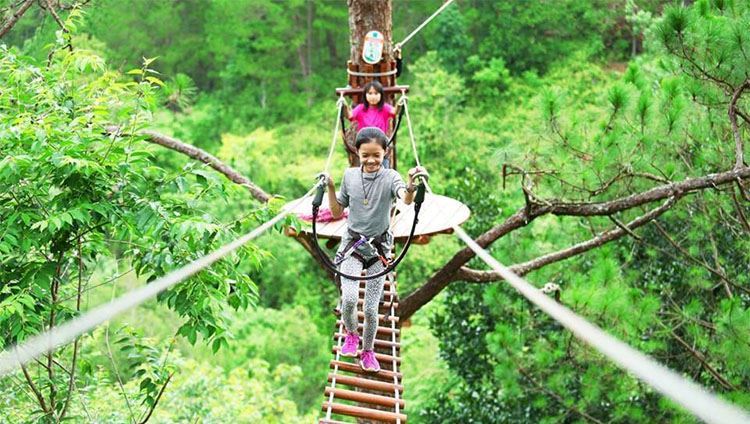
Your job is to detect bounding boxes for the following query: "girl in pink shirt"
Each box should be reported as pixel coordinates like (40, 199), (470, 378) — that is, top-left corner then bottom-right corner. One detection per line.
(344, 80), (401, 135)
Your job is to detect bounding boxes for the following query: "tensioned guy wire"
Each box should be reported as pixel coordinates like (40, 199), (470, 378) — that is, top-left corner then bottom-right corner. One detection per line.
(398, 95), (750, 424)
(396, 0), (456, 49)
(451, 224), (750, 424)
(0, 187), (317, 377)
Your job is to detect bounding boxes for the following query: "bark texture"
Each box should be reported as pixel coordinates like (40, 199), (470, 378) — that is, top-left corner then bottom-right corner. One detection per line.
(348, 0), (393, 65)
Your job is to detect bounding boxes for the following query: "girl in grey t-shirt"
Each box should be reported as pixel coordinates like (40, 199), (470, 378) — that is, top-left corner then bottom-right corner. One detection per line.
(323, 127), (426, 373)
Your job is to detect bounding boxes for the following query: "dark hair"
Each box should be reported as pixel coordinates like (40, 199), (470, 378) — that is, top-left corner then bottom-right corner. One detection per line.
(361, 80), (385, 110)
(355, 127), (388, 151)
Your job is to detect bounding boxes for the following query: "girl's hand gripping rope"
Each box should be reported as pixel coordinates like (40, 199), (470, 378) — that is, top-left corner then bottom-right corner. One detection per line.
(407, 166), (429, 186)
(313, 173), (331, 210)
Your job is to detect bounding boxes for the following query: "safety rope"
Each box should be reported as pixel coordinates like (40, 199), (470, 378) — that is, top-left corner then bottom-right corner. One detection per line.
(326, 94), (346, 175)
(387, 273), (402, 423)
(400, 97), (421, 168)
(395, 0), (456, 49)
(0, 186), (318, 377)
(398, 96), (750, 424)
(386, 95), (407, 149)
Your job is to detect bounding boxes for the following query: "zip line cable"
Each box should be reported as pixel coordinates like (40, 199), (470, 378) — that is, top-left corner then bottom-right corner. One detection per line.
(0, 186), (317, 377)
(396, 0), (456, 49)
(398, 97), (750, 424)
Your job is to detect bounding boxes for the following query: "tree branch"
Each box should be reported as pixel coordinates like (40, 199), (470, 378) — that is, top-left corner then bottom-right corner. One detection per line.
(105, 127), (271, 203)
(730, 188), (750, 233)
(21, 364), (50, 414)
(658, 321), (736, 391)
(453, 196), (677, 284)
(516, 364), (604, 424)
(141, 130), (271, 202)
(138, 372), (173, 424)
(737, 109), (750, 127)
(58, 237), (84, 421)
(0, 0), (35, 39)
(45, 0), (66, 32)
(400, 166), (750, 320)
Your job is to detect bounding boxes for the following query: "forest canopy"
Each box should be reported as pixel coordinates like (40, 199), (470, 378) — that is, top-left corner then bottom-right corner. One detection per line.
(1, 0), (749, 422)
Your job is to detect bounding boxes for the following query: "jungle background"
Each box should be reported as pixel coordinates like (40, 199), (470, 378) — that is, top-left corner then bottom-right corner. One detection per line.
(1, 0), (749, 422)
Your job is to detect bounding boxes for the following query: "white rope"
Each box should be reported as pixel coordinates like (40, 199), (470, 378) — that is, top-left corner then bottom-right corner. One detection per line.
(399, 96), (750, 423)
(450, 224), (750, 424)
(347, 68), (398, 77)
(396, 0), (456, 48)
(325, 95), (346, 175)
(0, 186), (317, 377)
(400, 98), (421, 168)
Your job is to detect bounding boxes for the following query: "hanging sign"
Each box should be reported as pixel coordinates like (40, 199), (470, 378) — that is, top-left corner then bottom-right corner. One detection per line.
(362, 30), (384, 64)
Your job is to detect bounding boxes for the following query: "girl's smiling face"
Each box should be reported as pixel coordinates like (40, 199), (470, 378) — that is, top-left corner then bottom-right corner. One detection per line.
(365, 86), (381, 106)
(358, 141), (385, 173)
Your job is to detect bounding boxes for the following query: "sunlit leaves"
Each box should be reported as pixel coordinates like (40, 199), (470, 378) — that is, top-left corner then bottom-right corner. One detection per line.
(1, 40), (264, 420)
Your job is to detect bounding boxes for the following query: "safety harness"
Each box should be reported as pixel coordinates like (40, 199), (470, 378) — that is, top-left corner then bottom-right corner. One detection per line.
(310, 172), (427, 280)
(333, 229), (390, 269)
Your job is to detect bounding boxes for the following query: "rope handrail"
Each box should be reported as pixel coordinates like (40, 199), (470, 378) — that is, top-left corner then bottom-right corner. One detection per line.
(398, 95), (750, 424)
(326, 95), (346, 175)
(451, 224), (750, 424)
(0, 186), (317, 377)
(395, 0), (456, 48)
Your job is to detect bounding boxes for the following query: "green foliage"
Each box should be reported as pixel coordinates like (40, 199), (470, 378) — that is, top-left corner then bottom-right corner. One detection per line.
(188, 306), (329, 411)
(3, 1), (750, 422)
(0, 39), (261, 421)
(414, 2), (750, 422)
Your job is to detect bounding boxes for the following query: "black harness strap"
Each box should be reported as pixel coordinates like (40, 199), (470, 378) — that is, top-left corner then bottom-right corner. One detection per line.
(338, 229), (389, 270)
(310, 179), (426, 281)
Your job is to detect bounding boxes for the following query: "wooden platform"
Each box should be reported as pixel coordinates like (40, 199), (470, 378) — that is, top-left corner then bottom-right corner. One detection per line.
(284, 193), (470, 242)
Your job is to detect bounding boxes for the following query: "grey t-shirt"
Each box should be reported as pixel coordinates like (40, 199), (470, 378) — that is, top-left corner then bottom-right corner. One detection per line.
(336, 167), (406, 258)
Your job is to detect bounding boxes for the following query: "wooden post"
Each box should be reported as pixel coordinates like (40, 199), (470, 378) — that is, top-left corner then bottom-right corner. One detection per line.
(345, 0), (398, 171)
(347, 7), (401, 422)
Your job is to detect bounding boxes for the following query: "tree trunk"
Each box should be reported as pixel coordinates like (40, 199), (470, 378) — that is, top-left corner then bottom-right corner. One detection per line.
(347, 4), (396, 423)
(348, 0), (393, 65)
(346, 0), (396, 170)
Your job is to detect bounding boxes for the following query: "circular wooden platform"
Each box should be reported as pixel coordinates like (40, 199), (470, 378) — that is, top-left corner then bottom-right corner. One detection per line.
(284, 193), (471, 242)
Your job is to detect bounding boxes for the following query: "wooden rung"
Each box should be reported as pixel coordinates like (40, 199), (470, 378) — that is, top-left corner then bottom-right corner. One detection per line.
(321, 401), (407, 423)
(333, 333), (400, 351)
(330, 360), (402, 381)
(318, 419), (351, 424)
(352, 311), (400, 323)
(325, 387), (405, 409)
(327, 373), (403, 394)
(336, 321), (400, 336)
(332, 347), (401, 364)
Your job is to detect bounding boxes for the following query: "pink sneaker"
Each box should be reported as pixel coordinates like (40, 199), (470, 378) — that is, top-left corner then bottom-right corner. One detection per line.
(359, 350), (380, 372)
(341, 332), (360, 357)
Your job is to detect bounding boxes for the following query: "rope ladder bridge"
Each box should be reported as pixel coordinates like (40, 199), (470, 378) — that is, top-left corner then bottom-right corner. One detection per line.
(1, 95), (749, 424)
(2, 2), (750, 423)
